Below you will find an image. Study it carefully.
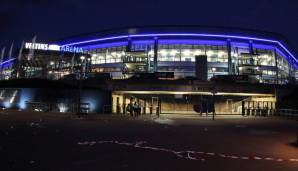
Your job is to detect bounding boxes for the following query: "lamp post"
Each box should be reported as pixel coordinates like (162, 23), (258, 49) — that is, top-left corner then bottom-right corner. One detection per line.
(77, 56), (85, 116)
(211, 85), (216, 120)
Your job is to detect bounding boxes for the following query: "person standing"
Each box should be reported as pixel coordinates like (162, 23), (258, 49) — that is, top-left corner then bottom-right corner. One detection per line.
(133, 102), (137, 117)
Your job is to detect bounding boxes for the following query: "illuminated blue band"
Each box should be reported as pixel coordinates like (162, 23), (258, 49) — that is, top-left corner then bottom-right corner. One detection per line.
(60, 33), (298, 65)
(0, 58), (16, 68)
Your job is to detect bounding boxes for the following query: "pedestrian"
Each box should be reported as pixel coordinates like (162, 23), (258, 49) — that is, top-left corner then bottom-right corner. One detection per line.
(133, 102), (138, 117)
(127, 104), (133, 116)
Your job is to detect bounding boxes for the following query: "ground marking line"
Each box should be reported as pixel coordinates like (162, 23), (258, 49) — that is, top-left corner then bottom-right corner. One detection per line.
(77, 140), (298, 163)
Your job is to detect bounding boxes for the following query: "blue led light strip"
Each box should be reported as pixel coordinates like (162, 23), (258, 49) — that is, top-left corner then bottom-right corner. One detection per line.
(0, 58), (16, 66)
(0, 58), (16, 70)
(60, 33), (298, 64)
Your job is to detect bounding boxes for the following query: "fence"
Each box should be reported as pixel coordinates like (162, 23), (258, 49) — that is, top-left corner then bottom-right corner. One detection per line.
(25, 101), (90, 114)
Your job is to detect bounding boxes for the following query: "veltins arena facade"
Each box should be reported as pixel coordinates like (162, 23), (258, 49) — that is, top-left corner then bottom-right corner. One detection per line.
(55, 26), (298, 84)
(0, 26), (297, 115)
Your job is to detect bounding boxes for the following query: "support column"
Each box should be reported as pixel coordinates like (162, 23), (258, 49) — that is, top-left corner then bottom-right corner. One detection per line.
(150, 97), (153, 114)
(227, 39), (232, 75)
(274, 49), (279, 84)
(116, 97), (120, 114)
(288, 58), (292, 80)
(153, 37), (158, 73)
(249, 40), (254, 54)
(126, 37), (132, 52)
(242, 101), (245, 116)
(122, 96), (126, 115)
(143, 99), (146, 115)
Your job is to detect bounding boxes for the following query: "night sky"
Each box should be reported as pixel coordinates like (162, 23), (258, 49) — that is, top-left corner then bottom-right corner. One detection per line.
(1, 0), (298, 53)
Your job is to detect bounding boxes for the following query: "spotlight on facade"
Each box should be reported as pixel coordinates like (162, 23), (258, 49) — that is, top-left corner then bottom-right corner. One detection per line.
(9, 90), (18, 103)
(3, 101), (11, 108)
(0, 90), (5, 100)
(58, 103), (68, 113)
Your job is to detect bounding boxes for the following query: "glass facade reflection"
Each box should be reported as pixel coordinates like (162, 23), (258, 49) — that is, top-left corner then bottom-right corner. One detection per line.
(85, 36), (297, 84)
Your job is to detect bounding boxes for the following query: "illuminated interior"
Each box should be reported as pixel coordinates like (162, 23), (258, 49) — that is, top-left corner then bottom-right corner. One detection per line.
(0, 29), (297, 84)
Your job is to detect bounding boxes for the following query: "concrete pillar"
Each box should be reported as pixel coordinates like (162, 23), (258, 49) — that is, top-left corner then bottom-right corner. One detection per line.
(129, 97), (133, 116)
(153, 37), (158, 72)
(242, 101), (245, 116)
(122, 96), (126, 115)
(249, 40), (254, 54)
(150, 97), (153, 114)
(116, 97), (120, 114)
(274, 49), (279, 84)
(156, 97), (161, 117)
(143, 99), (146, 115)
(195, 55), (208, 81)
(126, 37), (132, 52)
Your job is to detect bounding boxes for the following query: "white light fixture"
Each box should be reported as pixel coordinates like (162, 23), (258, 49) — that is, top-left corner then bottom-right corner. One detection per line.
(183, 50), (191, 56)
(218, 51), (225, 57)
(80, 56), (85, 60)
(160, 50), (167, 56)
(148, 50), (154, 55)
(194, 50), (202, 55)
(170, 50), (178, 56)
(207, 51), (214, 56)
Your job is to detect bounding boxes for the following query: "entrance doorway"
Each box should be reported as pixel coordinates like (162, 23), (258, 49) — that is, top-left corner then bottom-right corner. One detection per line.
(112, 94), (161, 116)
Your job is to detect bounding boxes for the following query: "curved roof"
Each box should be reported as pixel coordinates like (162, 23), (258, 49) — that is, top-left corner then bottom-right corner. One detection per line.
(57, 25), (286, 43)
(55, 25), (298, 68)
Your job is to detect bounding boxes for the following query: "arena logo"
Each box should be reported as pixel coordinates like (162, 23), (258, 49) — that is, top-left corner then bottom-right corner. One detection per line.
(25, 42), (83, 53)
(60, 45), (83, 53)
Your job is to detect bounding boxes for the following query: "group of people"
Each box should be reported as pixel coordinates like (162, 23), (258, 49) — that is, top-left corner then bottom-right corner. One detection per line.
(127, 102), (142, 117)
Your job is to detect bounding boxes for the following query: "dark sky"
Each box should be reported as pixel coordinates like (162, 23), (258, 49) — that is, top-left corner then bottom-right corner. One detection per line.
(1, 0), (298, 52)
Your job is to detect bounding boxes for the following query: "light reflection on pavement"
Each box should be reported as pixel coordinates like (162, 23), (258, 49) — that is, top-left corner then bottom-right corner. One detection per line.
(77, 140), (298, 163)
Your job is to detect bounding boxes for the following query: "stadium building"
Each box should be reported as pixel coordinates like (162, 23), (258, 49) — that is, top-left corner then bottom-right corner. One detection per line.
(0, 26), (297, 115)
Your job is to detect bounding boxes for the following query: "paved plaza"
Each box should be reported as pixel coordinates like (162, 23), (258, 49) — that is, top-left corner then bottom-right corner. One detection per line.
(0, 111), (297, 170)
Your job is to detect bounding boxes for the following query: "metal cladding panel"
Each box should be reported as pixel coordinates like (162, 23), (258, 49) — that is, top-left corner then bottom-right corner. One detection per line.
(195, 55), (208, 81)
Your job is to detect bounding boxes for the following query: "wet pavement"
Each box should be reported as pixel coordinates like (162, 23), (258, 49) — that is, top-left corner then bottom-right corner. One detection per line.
(0, 110), (298, 170)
